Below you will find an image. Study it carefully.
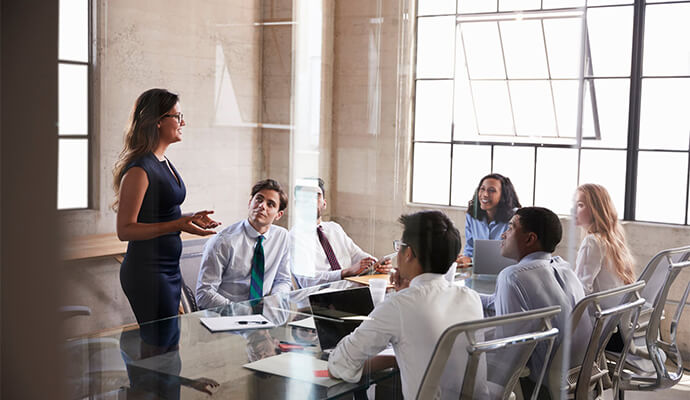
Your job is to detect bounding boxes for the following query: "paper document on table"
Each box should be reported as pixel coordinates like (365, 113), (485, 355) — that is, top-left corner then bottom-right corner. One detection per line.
(243, 352), (341, 387)
(344, 274), (393, 288)
(200, 314), (275, 332)
(288, 316), (316, 330)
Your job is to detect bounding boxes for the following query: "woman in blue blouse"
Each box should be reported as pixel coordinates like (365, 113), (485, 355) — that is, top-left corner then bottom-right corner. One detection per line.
(456, 173), (521, 266)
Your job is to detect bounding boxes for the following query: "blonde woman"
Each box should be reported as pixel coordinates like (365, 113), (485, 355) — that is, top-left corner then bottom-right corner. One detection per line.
(573, 184), (635, 295)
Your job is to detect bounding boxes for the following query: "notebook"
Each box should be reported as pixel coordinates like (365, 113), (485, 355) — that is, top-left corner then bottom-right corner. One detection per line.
(308, 287), (375, 356)
(472, 239), (515, 276)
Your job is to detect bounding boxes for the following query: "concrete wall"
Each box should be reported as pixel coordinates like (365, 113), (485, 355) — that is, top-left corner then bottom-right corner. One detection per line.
(59, 0), (266, 239)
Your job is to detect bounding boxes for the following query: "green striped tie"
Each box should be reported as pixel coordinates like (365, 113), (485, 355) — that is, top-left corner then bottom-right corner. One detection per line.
(249, 235), (265, 300)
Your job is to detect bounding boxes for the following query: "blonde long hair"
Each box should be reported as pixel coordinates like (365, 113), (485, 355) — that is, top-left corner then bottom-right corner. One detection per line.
(577, 183), (635, 284)
(112, 89), (179, 211)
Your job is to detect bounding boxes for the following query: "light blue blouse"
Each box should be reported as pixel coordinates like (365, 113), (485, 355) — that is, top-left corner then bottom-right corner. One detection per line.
(463, 213), (510, 257)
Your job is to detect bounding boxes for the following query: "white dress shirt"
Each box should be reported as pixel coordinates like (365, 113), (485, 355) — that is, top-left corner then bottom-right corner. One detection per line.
(196, 219), (292, 309)
(480, 252), (588, 381)
(328, 273), (486, 400)
(290, 221), (372, 288)
(575, 234), (623, 295)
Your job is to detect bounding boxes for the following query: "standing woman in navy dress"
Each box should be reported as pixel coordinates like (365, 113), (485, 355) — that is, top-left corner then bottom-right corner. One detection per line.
(113, 88), (220, 354)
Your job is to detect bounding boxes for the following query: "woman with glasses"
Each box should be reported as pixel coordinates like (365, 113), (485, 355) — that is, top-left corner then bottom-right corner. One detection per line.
(456, 173), (521, 267)
(113, 88), (220, 355)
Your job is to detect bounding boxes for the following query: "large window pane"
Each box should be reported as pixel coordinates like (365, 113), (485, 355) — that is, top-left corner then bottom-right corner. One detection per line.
(552, 80), (580, 139)
(639, 78), (690, 151)
(509, 81), (557, 136)
(643, 3), (690, 77)
(586, 0), (632, 5)
(581, 78), (630, 148)
(461, 22), (506, 79)
(58, 139), (88, 209)
(450, 145), (491, 206)
(493, 145), (535, 205)
(417, 0), (455, 16)
(458, 0), (496, 14)
(535, 147), (578, 214)
(412, 144), (451, 205)
(59, 0), (88, 62)
(500, 20), (549, 79)
(453, 30), (478, 139)
(636, 151), (688, 224)
(579, 149), (627, 215)
(543, 0), (586, 8)
(59, 63), (88, 136)
(499, 0), (541, 12)
(416, 16), (455, 78)
(472, 81), (514, 135)
(543, 17), (584, 79)
(587, 6), (633, 77)
(414, 80), (453, 141)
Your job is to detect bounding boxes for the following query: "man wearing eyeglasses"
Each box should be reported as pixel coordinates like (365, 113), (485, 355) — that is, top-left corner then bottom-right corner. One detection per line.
(290, 178), (391, 288)
(328, 210), (486, 399)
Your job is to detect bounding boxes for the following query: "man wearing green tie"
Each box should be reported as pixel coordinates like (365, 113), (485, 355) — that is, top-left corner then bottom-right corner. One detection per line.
(196, 179), (292, 309)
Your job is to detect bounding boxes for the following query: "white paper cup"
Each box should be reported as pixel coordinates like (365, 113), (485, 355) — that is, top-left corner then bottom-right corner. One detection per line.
(369, 278), (388, 306)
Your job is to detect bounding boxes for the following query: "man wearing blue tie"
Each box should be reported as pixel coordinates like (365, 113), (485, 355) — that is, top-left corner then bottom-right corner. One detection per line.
(196, 179), (292, 309)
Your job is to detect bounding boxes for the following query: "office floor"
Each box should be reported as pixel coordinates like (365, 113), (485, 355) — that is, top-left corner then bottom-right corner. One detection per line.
(602, 373), (690, 399)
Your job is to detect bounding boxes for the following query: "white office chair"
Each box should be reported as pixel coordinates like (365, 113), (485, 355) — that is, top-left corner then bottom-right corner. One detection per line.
(416, 306), (561, 400)
(607, 245), (690, 397)
(546, 281), (646, 400)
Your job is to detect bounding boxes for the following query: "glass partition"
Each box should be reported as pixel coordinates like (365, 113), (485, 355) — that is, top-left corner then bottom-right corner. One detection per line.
(61, 0), (690, 399)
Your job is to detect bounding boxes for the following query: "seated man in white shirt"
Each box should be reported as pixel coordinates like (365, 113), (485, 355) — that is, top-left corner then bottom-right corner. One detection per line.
(196, 179), (292, 309)
(290, 178), (391, 288)
(481, 206), (587, 396)
(328, 210), (485, 400)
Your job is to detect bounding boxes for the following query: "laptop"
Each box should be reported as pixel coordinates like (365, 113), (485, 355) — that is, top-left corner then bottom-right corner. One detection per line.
(308, 287), (375, 359)
(472, 239), (515, 276)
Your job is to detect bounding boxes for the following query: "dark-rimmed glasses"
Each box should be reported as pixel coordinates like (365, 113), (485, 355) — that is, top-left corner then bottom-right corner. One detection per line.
(161, 113), (184, 123)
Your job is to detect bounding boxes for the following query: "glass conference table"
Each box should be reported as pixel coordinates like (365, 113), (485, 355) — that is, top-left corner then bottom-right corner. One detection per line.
(68, 273), (495, 399)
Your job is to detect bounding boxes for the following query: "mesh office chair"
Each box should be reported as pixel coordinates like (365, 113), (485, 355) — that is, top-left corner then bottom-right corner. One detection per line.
(180, 276), (199, 313)
(608, 245), (690, 395)
(547, 281), (646, 400)
(416, 306), (561, 400)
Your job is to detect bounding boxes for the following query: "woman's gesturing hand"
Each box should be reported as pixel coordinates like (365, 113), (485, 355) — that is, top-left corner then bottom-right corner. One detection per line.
(190, 210), (221, 229)
(178, 210), (221, 236)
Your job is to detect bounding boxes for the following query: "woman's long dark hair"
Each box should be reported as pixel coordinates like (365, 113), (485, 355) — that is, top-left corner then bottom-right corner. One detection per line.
(112, 88), (179, 211)
(467, 173), (521, 223)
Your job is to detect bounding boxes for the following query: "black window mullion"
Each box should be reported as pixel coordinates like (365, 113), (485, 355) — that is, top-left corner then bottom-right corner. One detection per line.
(623, 0), (646, 221)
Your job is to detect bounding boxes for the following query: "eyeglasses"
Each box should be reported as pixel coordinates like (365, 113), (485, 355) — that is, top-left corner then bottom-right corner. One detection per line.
(393, 240), (408, 252)
(161, 113), (184, 123)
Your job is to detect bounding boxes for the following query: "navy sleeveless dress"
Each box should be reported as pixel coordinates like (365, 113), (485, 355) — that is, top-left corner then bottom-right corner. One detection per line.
(120, 152), (186, 347)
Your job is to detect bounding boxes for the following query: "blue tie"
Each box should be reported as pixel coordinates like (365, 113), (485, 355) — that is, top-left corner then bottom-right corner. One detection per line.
(249, 235), (265, 300)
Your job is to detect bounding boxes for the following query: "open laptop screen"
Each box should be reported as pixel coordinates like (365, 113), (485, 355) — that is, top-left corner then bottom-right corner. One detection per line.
(308, 287), (375, 351)
(473, 239), (515, 276)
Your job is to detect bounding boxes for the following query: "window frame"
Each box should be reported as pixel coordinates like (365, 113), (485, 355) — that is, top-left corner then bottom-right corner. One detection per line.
(58, 0), (94, 211)
(410, 0), (690, 226)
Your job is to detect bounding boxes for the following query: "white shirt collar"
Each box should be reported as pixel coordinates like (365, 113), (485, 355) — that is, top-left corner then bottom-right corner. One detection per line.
(518, 251), (551, 264)
(242, 219), (272, 240)
(409, 272), (448, 288)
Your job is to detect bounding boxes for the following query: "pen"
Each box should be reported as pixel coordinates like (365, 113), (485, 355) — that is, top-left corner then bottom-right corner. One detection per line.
(280, 340), (316, 347)
(238, 320), (268, 325)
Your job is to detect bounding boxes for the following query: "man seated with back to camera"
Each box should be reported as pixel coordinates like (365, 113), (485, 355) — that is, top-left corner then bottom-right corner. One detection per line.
(328, 210), (486, 400)
(290, 178), (391, 288)
(196, 179), (292, 309)
(481, 206), (587, 398)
